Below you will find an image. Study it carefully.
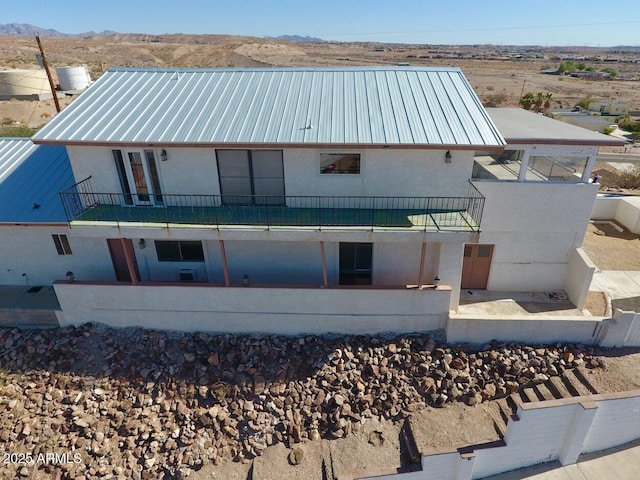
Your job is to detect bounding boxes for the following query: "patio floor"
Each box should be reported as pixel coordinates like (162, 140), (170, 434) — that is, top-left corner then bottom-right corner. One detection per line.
(457, 290), (590, 317)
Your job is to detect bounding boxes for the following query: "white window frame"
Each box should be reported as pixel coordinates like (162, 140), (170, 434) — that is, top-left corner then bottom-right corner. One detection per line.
(318, 151), (363, 176)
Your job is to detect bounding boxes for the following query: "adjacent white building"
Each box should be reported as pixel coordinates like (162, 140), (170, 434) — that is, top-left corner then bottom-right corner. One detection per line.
(0, 66), (619, 334)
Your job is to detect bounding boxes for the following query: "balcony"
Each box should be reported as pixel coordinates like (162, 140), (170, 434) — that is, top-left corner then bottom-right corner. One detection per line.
(59, 178), (485, 232)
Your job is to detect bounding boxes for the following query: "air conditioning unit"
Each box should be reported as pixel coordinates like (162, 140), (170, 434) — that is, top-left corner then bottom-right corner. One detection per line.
(179, 268), (197, 282)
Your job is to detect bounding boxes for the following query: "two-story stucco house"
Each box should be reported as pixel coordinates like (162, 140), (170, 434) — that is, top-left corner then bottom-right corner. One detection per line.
(21, 66), (620, 334)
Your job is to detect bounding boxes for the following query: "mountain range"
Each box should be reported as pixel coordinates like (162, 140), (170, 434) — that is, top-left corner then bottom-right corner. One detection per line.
(0, 23), (322, 42)
(0, 22), (115, 37)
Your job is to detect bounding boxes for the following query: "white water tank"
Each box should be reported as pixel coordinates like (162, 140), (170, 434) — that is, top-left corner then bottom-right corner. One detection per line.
(0, 69), (49, 96)
(56, 65), (91, 91)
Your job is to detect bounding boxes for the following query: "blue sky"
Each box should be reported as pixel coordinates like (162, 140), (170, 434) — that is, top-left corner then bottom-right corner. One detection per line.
(6, 0), (640, 46)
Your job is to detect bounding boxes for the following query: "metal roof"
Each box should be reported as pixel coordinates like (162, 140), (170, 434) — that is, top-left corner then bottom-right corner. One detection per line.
(486, 108), (624, 146)
(0, 138), (72, 223)
(33, 67), (505, 148)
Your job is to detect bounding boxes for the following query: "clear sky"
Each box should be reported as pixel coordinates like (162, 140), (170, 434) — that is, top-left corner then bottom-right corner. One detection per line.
(6, 0), (640, 46)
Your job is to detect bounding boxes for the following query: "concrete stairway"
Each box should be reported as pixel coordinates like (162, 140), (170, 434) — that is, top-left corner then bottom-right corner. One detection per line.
(492, 368), (599, 437)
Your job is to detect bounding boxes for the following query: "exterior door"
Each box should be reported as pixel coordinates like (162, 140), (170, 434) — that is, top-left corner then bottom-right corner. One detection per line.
(107, 239), (140, 282)
(217, 150), (284, 205)
(461, 244), (493, 289)
(339, 243), (373, 285)
(113, 149), (163, 206)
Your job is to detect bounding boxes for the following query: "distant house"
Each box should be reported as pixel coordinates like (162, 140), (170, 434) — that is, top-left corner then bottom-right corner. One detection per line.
(587, 102), (629, 116)
(0, 66), (622, 335)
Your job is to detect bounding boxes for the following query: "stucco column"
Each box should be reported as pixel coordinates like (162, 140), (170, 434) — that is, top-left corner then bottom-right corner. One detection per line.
(456, 452), (476, 480)
(320, 241), (328, 287)
(436, 242), (465, 311)
(582, 150), (598, 182)
(558, 402), (598, 465)
(418, 241), (427, 287)
(517, 147), (531, 182)
(218, 240), (230, 287)
(120, 238), (138, 285)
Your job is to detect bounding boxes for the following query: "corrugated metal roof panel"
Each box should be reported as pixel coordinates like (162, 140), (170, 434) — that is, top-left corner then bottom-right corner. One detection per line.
(0, 139), (72, 223)
(33, 67), (505, 147)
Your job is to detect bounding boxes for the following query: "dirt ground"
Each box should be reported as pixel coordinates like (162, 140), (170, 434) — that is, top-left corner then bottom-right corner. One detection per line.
(582, 222), (640, 271)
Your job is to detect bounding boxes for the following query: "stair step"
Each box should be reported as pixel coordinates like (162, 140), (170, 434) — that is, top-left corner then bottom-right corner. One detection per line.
(496, 398), (512, 423)
(506, 393), (523, 414)
(492, 412), (507, 438)
(572, 368), (599, 394)
(548, 376), (572, 398)
(534, 383), (556, 401)
(522, 387), (539, 403)
(400, 418), (421, 465)
(561, 369), (592, 397)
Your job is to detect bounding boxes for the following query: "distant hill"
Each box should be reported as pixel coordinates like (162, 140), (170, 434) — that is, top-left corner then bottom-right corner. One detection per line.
(265, 35), (323, 42)
(0, 23), (115, 37)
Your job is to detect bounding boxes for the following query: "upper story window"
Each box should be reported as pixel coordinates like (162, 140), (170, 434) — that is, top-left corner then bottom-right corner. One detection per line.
(320, 153), (361, 174)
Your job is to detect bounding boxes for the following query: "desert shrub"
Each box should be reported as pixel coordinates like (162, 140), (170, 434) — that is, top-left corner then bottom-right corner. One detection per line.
(575, 97), (595, 109)
(0, 125), (37, 137)
(483, 93), (507, 107)
(616, 164), (640, 189)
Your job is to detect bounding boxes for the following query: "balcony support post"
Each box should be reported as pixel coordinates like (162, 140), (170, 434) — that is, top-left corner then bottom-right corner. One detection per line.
(418, 240), (427, 287)
(121, 238), (139, 285)
(218, 239), (230, 287)
(320, 241), (328, 287)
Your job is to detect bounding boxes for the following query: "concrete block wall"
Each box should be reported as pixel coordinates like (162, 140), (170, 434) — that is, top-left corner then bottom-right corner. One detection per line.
(53, 282), (451, 335)
(372, 390), (640, 480)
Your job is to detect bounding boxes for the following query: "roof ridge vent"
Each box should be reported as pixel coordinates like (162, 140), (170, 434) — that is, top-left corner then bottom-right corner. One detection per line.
(171, 71), (182, 81)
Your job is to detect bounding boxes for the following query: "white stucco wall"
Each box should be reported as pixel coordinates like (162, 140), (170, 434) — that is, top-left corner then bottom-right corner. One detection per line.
(0, 225), (114, 285)
(401, 391), (640, 480)
(565, 248), (596, 310)
(54, 282), (451, 334)
(283, 148), (474, 198)
(446, 314), (603, 345)
(592, 195), (640, 234)
(65, 145), (474, 199)
(132, 239), (443, 288)
(474, 181), (598, 292)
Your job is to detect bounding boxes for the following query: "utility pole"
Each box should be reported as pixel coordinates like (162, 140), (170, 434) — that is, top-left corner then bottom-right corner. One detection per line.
(35, 35), (61, 113)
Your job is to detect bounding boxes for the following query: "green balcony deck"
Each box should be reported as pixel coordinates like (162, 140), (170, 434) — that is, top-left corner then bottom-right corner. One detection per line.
(60, 179), (485, 232)
(72, 204), (479, 231)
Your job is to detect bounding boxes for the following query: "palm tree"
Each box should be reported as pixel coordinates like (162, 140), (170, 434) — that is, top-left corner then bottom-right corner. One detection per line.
(543, 93), (553, 114)
(533, 92), (544, 113)
(519, 92), (535, 111)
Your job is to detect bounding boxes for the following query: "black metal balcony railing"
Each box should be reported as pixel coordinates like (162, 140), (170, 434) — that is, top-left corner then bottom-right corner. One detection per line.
(60, 177), (485, 232)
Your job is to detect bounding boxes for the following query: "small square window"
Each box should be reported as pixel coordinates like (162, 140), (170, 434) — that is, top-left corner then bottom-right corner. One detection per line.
(320, 153), (361, 174)
(52, 234), (72, 255)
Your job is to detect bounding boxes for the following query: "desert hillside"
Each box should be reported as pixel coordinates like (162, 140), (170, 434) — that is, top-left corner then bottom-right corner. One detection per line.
(1, 34), (639, 128)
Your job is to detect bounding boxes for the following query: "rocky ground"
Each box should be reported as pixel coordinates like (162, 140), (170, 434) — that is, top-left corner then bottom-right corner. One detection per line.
(0, 323), (615, 480)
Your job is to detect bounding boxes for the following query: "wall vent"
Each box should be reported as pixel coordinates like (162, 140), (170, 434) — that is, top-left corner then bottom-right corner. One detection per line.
(179, 268), (197, 282)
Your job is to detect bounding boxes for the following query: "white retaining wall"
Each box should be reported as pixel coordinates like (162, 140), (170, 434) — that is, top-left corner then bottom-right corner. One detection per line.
(53, 282), (451, 335)
(592, 195), (640, 234)
(369, 390), (640, 480)
(446, 314), (603, 345)
(600, 309), (640, 347)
